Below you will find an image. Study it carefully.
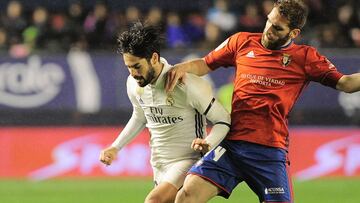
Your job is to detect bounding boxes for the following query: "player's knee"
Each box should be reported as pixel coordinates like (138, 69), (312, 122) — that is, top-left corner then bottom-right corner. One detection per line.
(144, 194), (161, 203)
(176, 188), (193, 203)
(145, 193), (174, 203)
(180, 184), (198, 199)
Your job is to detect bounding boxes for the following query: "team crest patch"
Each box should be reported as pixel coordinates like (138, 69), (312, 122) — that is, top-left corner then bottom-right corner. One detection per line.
(166, 94), (174, 106)
(281, 54), (291, 67)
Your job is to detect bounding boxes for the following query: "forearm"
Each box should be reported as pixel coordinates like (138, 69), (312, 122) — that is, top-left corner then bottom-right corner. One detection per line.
(177, 58), (211, 76)
(336, 73), (360, 93)
(111, 115), (146, 150)
(205, 123), (230, 150)
(204, 101), (231, 149)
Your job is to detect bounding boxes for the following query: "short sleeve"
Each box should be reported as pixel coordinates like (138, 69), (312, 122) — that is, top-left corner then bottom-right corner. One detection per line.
(304, 47), (343, 88)
(185, 74), (214, 114)
(204, 32), (244, 70)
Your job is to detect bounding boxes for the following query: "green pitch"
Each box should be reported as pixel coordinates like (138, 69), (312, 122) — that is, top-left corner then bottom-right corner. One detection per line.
(0, 178), (359, 203)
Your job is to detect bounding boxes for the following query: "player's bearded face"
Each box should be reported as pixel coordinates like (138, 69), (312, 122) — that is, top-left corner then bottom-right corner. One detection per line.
(261, 7), (292, 50)
(134, 61), (156, 87)
(262, 31), (291, 50)
(123, 53), (156, 87)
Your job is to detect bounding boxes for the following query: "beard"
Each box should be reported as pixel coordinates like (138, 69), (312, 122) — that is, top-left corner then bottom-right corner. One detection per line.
(261, 32), (291, 50)
(134, 64), (156, 87)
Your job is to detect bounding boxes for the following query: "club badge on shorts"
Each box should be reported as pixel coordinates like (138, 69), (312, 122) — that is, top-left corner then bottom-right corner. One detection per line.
(281, 54), (291, 67)
(166, 94), (174, 106)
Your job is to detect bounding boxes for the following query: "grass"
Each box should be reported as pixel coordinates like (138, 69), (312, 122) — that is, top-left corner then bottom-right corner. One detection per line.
(0, 178), (360, 203)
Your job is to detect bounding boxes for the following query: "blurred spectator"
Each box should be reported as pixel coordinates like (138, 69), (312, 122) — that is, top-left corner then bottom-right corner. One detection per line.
(125, 6), (142, 27)
(67, 1), (87, 50)
(1, 1), (27, 47)
(351, 28), (360, 47)
(0, 28), (8, 51)
(336, 3), (359, 47)
(23, 7), (49, 51)
(317, 23), (347, 48)
(146, 7), (164, 28)
(238, 3), (264, 32)
(206, 0), (237, 34)
(261, 0), (274, 18)
(166, 12), (187, 48)
(183, 12), (206, 44)
(83, 2), (112, 49)
(46, 13), (72, 51)
(197, 22), (222, 50)
(0, 0), (358, 51)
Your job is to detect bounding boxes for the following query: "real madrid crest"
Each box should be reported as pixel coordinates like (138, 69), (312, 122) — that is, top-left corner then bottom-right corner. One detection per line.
(166, 94), (174, 106)
(281, 53), (292, 67)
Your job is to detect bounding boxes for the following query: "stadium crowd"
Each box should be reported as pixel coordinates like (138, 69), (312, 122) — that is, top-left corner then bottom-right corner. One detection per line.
(0, 0), (359, 57)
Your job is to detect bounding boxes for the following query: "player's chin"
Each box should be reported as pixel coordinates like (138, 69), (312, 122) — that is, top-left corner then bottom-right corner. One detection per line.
(137, 81), (148, 87)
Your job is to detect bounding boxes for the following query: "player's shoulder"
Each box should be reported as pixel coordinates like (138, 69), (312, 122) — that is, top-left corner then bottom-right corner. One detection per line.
(126, 75), (136, 85)
(291, 43), (320, 57)
(126, 75), (138, 92)
(231, 32), (261, 40)
(182, 73), (212, 93)
(184, 73), (208, 85)
(227, 32), (262, 48)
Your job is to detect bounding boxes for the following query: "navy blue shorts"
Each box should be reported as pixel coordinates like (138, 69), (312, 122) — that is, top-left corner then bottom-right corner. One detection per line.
(189, 140), (293, 202)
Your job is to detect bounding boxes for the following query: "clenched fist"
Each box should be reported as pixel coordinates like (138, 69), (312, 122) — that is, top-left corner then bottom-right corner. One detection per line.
(99, 146), (119, 166)
(191, 138), (211, 154)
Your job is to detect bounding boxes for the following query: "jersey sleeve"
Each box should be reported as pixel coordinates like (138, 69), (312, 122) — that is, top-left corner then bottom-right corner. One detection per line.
(204, 32), (244, 70)
(111, 77), (147, 150)
(185, 74), (231, 149)
(304, 47), (343, 88)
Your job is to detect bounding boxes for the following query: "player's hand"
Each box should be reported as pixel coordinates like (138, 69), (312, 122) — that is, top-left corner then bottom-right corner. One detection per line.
(165, 65), (187, 93)
(99, 146), (119, 166)
(191, 138), (211, 154)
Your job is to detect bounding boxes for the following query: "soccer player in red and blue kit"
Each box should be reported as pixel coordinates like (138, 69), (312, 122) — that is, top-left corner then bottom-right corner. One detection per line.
(165, 0), (360, 202)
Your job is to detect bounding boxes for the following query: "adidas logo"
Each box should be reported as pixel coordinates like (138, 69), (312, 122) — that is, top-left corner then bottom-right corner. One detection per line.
(246, 51), (255, 58)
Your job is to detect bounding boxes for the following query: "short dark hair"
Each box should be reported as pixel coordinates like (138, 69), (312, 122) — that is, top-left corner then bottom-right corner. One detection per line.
(275, 0), (308, 29)
(117, 22), (164, 60)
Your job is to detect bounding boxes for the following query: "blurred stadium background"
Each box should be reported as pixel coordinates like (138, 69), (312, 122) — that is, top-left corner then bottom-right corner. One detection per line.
(0, 0), (360, 202)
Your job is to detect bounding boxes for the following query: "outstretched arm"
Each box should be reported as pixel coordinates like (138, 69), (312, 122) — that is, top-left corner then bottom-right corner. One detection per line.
(336, 73), (360, 93)
(99, 112), (146, 166)
(99, 78), (147, 166)
(165, 58), (212, 93)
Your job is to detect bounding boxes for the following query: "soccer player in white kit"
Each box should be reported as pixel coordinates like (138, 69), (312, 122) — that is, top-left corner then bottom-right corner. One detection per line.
(99, 22), (231, 203)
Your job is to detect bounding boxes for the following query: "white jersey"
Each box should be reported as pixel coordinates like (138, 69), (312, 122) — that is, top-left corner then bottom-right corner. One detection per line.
(112, 57), (230, 167)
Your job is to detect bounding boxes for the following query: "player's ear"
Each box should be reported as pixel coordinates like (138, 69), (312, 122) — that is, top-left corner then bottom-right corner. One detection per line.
(151, 52), (159, 65)
(289, 28), (300, 39)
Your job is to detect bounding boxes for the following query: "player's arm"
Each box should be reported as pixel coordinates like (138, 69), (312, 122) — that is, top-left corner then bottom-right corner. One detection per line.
(165, 58), (211, 93)
(305, 48), (360, 93)
(336, 73), (360, 93)
(186, 74), (231, 153)
(166, 35), (239, 93)
(99, 79), (146, 166)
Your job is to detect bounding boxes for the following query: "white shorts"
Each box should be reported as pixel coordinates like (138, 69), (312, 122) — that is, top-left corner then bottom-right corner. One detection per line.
(152, 159), (197, 189)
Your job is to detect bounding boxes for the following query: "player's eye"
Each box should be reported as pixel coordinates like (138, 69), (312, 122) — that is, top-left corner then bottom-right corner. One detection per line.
(273, 26), (283, 31)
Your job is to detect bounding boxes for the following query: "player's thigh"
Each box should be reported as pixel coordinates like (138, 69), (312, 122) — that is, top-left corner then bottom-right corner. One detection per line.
(145, 182), (178, 203)
(160, 159), (197, 189)
(239, 145), (292, 202)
